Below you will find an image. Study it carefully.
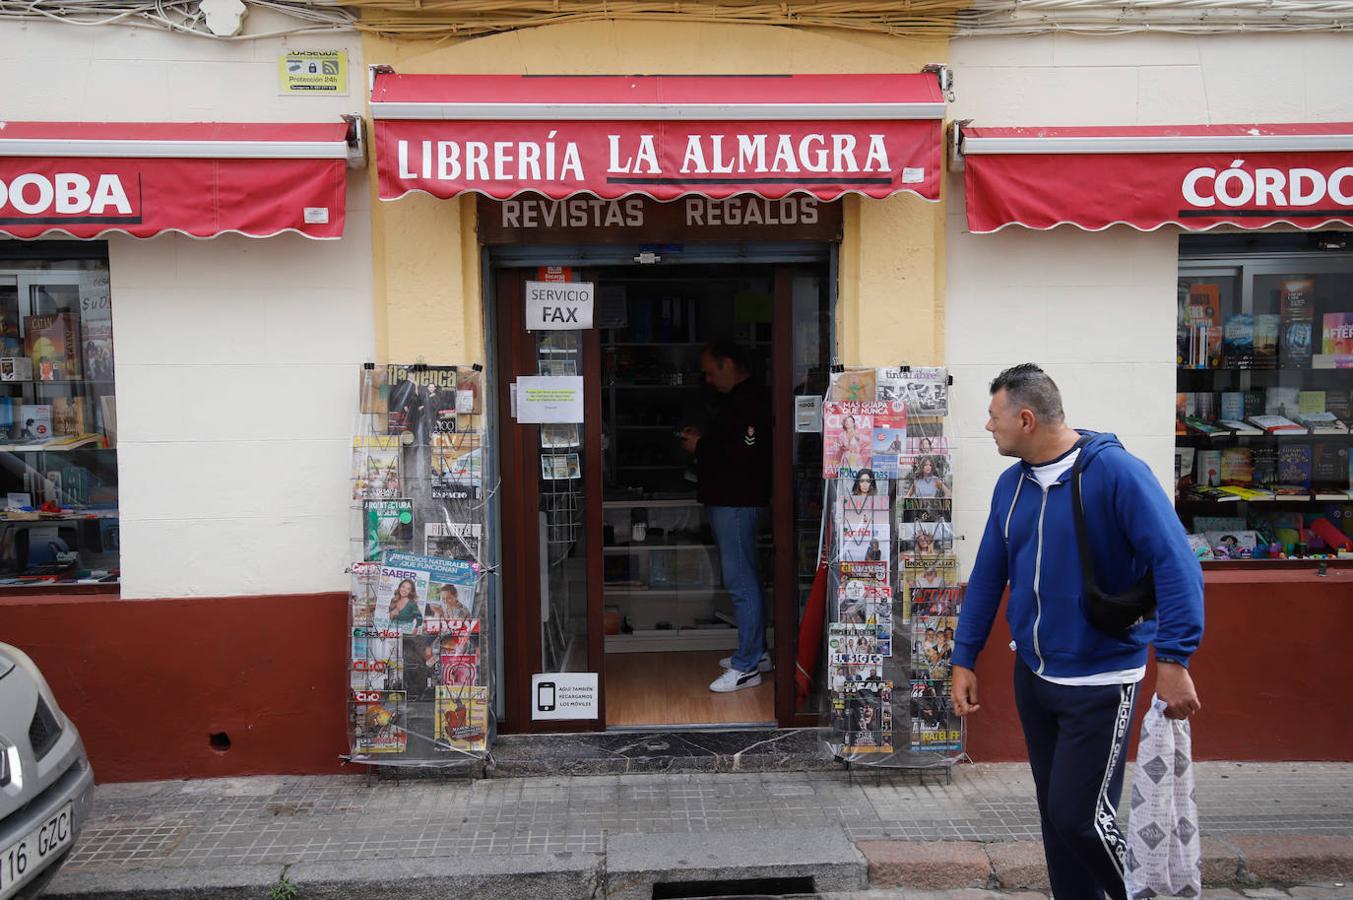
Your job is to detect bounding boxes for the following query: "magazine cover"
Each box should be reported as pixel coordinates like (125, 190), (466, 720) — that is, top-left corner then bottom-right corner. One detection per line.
(457, 367), (484, 415)
(828, 368), (877, 403)
(385, 365), (458, 439)
(375, 552), (480, 636)
(435, 685), (488, 752)
(868, 402), (908, 477)
(900, 553), (958, 589)
(841, 681), (893, 754)
(837, 582), (893, 647)
(838, 489), (890, 563)
(425, 522), (482, 561)
(877, 366), (949, 417)
(363, 499), (414, 561)
(351, 635), (401, 690)
(898, 521), (954, 556)
(350, 561), (381, 629)
(823, 401), (882, 478)
(359, 366), (388, 416)
(352, 435), (402, 501)
(910, 679), (962, 752)
(906, 436), (949, 455)
(898, 497), (952, 528)
(352, 689), (407, 753)
(431, 432), (483, 500)
(899, 454), (952, 502)
(911, 586), (961, 617)
(828, 622), (884, 661)
(912, 615), (957, 680)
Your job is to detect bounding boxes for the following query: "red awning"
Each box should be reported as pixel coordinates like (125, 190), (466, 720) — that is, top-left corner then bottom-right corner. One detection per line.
(0, 121), (356, 239)
(371, 71), (947, 202)
(959, 123), (1353, 233)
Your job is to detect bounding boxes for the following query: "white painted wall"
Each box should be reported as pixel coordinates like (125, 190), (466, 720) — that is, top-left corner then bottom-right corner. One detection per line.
(5, 19), (371, 597)
(946, 32), (1353, 576)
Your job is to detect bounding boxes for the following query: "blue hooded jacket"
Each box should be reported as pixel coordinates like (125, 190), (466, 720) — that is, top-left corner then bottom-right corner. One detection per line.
(952, 431), (1204, 679)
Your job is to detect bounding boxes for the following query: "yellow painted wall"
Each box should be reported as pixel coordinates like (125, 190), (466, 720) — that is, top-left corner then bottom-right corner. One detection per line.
(363, 21), (949, 367)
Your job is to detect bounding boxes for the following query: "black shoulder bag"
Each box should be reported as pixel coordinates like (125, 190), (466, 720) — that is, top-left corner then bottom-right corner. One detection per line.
(1070, 449), (1157, 635)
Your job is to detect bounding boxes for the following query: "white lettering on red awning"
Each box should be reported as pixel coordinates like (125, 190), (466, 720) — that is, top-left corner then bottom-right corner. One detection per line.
(0, 172), (131, 216)
(1182, 160), (1353, 209)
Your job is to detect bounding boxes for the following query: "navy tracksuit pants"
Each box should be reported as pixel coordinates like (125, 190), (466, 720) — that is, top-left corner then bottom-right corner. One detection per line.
(1014, 658), (1140, 900)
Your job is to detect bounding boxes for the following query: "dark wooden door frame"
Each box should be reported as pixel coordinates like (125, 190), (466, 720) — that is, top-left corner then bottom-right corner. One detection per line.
(495, 268), (606, 734)
(498, 261), (822, 732)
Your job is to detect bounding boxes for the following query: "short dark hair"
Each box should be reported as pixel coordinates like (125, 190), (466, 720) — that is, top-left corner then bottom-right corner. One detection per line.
(989, 363), (1065, 424)
(704, 340), (751, 372)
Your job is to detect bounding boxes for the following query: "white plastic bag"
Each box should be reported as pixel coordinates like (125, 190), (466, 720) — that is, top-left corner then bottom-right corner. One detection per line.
(1125, 695), (1202, 899)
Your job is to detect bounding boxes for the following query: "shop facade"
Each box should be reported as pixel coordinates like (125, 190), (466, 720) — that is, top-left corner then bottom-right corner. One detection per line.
(2, 14), (1352, 781)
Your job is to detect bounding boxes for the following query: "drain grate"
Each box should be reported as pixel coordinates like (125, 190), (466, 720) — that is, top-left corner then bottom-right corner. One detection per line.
(651, 876), (815, 899)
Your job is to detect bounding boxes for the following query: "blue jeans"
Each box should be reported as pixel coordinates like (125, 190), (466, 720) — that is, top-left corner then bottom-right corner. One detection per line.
(706, 505), (766, 673)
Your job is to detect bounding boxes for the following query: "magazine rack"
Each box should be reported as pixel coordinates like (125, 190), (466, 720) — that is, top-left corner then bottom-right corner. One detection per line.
(345, 362), (495, 770)
(819, 365), (966, 771)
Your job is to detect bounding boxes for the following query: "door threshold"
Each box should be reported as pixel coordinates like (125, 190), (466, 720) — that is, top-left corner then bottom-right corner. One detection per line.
(606, 721), (777, 733)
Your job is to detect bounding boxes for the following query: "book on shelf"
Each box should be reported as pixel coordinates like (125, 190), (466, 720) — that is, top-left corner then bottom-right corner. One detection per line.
(1216, 484), (1274, 501)
(1221, 313), (1254, 368)
(16, 405), (52, 443)
(1219, 419), (1262, 435)
(1184, 283), (1222, 368)
(1246, 415), (1306, 434)
(1279, 278), (1315, 369)
(1184, 417), (1229, 437)
(80, 318), (114, 382)
(1296, 412), (1349, 434)
(1277, 443), (1313, 488)
(1219, 392), (1245, 422)
(1265, 387), (1301, 418)
(1252, 446), (1279, 486)
(1268, 484), (1313, 498)
(1312, 354), (1353, 369)
(1254, 314), (1281, 367)
(1195, 449), (1221, 487)
(1322, 312), (1353, 356)
(1219, 448), (1253, 485)
(1182, 484), (1240, 502)
(50, 397), (86, 436)
(1312, 444), (1348, 491)
(23, 312), (81, 381)
(0, 358), (32, 381)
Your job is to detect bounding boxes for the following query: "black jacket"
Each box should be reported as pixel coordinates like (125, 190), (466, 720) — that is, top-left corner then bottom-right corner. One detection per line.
(696, 379), (772, 507)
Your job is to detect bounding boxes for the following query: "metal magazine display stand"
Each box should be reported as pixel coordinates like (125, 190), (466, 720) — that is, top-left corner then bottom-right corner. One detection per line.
(346, 362), (494, 770)
(821, 365), (966, 772)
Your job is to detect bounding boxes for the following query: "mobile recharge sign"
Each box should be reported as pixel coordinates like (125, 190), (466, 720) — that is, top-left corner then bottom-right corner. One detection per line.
(525, 280), (594, 330)
(531, 673), (599, 720)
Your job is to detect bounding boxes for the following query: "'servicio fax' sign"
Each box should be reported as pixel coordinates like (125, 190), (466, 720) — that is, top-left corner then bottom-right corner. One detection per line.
(526, 280), (594, 330)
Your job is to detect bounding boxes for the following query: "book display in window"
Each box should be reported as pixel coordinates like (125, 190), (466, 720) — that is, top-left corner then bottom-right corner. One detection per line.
(347, 362), (494, 767)
(0, 261), (119, 587)
(1176, 250), (1353, 562)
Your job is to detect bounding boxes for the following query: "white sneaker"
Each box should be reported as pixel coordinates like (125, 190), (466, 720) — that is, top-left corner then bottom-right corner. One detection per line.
(719, 652), (773, 673)
(710, 668), (763, 693)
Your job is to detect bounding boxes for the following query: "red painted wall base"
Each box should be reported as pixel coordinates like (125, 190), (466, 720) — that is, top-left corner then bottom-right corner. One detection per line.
(965, 568), (1353, 762)
(0, 592), (350, 783)
(1, 567), (1348, 782)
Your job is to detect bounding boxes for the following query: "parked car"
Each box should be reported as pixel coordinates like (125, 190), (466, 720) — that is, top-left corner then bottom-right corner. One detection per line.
(0, 642), (95, 899)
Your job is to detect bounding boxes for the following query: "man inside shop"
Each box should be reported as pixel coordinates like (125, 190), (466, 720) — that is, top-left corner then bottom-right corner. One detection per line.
(680, 341), (772, 693)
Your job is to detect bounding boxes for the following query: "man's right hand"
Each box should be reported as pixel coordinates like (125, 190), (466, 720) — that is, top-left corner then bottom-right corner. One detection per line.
(951, 665), (981, 716)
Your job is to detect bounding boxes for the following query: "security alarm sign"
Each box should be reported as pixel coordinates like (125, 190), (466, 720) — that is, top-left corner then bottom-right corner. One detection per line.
(525, 280), (594, 330)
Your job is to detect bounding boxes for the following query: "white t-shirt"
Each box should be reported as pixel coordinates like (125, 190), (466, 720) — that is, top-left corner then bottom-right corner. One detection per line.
(1028, 447), (1146, 687)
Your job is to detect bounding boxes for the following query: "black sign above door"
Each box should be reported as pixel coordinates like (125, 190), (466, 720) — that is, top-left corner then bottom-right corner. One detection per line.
(477, 193), (843, 245)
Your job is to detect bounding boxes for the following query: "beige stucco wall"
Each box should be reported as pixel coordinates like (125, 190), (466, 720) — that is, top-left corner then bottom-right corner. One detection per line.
(363, 21), (952, 368)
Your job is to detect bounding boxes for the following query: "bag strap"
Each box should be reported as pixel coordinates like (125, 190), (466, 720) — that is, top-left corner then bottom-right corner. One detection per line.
(1068, 437), (1101, 597)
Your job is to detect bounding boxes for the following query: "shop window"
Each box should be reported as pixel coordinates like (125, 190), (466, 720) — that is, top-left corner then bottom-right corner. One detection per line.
(1176, 233), (1353, 563)
(0, 246), (118, 586)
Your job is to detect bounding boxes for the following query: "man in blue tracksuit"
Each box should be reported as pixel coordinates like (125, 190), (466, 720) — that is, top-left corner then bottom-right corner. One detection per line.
(952, 363), (1204, 900)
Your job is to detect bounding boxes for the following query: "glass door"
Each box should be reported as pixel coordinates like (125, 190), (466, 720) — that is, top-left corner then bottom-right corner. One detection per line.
(495, 268), (603, 732)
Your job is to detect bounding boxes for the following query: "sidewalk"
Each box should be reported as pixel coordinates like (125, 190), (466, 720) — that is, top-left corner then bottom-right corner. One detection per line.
(48, 761), (1353, 899)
